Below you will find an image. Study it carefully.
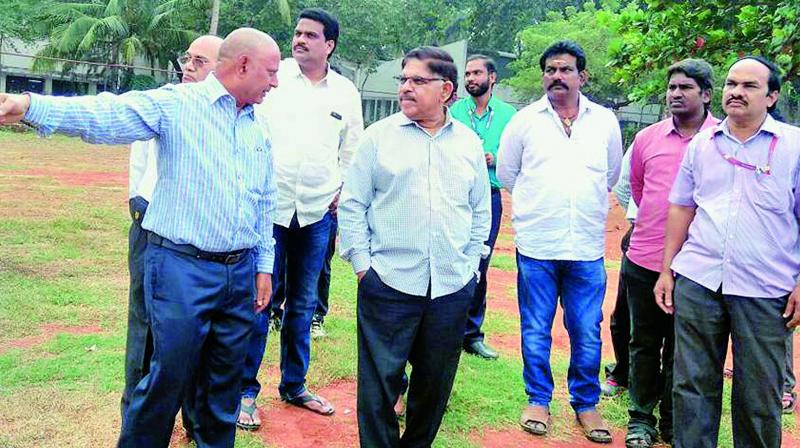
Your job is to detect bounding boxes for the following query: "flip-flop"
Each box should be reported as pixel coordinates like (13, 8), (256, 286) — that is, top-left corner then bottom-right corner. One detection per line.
(576, 410), (612, 444)
(783, 391), (796, 414)
(236, 397), (261, 431)
(520, 405), (551, 436)
(282, 391), (335, 416)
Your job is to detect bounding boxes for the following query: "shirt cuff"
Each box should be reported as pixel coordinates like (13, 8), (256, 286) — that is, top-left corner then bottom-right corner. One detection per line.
(256, 251), (274, 275)
(23, 93), (52, 134)
(668, 193), (696, 207)
(350, 251), (371, 275)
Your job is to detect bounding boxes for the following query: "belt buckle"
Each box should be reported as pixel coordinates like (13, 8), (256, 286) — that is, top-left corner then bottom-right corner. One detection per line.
(224, 253), (240, 264)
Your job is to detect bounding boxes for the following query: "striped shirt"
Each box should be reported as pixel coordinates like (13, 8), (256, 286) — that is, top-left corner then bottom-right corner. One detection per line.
(339, 112), (491, 299)
(24, 74), (277, 273)
(669, 115), (800, 297)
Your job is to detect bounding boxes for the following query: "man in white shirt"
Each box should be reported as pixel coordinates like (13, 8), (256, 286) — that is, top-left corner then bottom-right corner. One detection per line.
(123, 34), (223, 422)
(497, 40), (622, 444)
(238, 8), (363, 428)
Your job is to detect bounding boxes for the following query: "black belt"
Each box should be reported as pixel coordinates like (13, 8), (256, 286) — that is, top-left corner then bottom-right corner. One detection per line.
(147, 233), (249, 265)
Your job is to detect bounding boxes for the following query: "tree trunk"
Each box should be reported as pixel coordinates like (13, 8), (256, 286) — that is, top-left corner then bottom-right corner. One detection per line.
(209, 0), (220, 36)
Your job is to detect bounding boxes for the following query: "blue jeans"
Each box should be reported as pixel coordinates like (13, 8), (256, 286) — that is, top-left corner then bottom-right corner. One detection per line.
(516, 253), (606, 412)
(464, 187), (502, 344)
(315, 216), (338, 322)
(241, 212), (333, 399)
(118, 241), (256, 448)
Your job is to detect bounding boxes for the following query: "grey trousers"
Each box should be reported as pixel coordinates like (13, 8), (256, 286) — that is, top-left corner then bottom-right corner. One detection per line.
(672, 275), (789, 448)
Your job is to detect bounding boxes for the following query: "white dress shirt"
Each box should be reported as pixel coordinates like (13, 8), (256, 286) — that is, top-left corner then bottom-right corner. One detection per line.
(497, 94), (623, 261)
(339, 112), (491, 299)
(613, 146), (638, 222)
(256, 58), (364, 228)
(129, 138), (158, 201)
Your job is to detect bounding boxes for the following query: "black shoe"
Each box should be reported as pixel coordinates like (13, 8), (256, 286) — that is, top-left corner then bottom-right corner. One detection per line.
(464, 340), (499, 359)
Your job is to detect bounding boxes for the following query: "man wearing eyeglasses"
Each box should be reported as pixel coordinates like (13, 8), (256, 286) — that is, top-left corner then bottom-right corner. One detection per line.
(655, 56), (800, 448)
(124, 33), (222, 424)
(449, 55), (516, 361)
(339, 46), (490, 447)
(237, 8), (363, 428)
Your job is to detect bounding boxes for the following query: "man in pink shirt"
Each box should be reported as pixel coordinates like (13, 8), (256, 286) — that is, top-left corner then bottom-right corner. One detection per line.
(624, 59), (719, 448)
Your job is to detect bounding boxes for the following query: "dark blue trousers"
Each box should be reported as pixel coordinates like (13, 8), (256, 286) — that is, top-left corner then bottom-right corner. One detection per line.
(121, 196), (151, 420)
(117, 242), (256, 448)
(463, 187), (502, 345)
(357, 269), (475, 447)
(241, 212), (332, 399)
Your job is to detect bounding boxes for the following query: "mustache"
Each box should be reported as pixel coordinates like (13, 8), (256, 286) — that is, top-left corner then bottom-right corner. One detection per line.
(294, 44), (308, 52)
(548, 80), (568, 90)
(726, 96), (747, 105)
(399, 94), (415, 101)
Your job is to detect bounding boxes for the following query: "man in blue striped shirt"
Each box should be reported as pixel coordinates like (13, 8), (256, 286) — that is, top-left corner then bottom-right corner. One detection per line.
(339, 46), (491, 447)
(0, 28), (280, 448)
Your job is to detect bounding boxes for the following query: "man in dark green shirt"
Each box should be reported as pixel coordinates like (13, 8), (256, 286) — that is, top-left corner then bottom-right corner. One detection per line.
(450, 54), (517, 359)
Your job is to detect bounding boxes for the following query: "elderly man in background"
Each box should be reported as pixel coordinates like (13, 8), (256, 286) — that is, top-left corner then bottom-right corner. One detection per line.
(339, 46), (490, 447)
(124, 34), (223, 427)
(0, 28), (281, 448)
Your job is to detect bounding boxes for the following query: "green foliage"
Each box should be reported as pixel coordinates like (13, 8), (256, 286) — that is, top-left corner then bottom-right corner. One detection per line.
(124, 73), (159, 90)
(506, 2), (634, 108)
(611, 0), (800, 102)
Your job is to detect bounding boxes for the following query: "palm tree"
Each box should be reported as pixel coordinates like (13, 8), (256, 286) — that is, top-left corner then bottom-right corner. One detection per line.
(208, 0), (291, 35)
(34, 0), (197, 90)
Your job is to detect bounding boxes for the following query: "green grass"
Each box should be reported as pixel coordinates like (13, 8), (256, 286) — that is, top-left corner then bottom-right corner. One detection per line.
(0, 134), (797, 447)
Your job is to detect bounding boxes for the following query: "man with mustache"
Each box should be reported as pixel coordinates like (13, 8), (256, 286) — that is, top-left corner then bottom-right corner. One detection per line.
(238, 8), (363, 429)
(449, 54), (516, 360)
(0, 28), (281, 448)
(655, 56), (800, 448)
(497, 40), (622, 443)
(623, 59), (719, 448)
(124, 34), (223, 429)
(340, 46), (490, 447)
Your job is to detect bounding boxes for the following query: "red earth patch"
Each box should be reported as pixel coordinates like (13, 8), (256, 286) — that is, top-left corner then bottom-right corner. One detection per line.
(16, 168), (127, 187)
(0, 323), (103, 355)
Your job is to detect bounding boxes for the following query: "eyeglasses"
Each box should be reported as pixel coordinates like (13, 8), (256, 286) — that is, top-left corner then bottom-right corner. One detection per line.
(394, 76), (446, 86)
(712, 131), (778, 175)
(178, 54), (211, 69)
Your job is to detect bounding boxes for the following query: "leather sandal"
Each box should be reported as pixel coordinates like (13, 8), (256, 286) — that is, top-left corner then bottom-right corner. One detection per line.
(520, 405), (551, 436)
(236, 397), (261, 431)
(576, 409), (612, 444)
(282, 390), (335, 416)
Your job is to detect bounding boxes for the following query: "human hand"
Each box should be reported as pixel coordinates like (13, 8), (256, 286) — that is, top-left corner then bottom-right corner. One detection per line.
(255, 273), (272, 313)
(0, 93), (31, 125)
(653, 271), (675, 314)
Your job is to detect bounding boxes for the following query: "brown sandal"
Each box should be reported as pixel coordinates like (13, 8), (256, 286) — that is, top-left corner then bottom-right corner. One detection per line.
(520, 405), (551, 436)
(576, 409), (612, 444)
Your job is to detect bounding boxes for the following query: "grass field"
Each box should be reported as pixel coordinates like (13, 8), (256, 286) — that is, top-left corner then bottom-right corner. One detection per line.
(0, 130), (797, 447)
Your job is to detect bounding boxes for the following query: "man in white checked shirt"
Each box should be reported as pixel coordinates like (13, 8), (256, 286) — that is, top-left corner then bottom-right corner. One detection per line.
(0, 28), (280, 448)
(339, 46), (491, 448)
(238, 8), (363, 426)
(124, 34), (222, 430)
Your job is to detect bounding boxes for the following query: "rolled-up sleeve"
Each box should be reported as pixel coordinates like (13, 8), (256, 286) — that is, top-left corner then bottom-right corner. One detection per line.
(339, 133), (377, 274)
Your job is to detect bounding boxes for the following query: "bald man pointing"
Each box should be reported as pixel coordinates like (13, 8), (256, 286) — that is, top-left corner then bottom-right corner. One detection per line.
(0, 28), (281, 448)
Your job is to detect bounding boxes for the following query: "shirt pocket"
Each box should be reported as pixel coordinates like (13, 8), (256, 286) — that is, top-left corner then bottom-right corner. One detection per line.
(751, 174), (791, 213)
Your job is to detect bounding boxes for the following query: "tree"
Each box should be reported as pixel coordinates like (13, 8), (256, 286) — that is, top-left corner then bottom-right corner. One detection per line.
(506, 2), (633, 108)
(33, 0), (198, 90)
(610, 0), (800, 103)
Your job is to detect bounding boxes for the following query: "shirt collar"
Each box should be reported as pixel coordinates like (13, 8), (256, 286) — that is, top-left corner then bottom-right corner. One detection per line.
(201, 73), (255, 117)
(467, 95), (497, 114)
(398, 108), (454, 134)
(714, 113), (783, 141)
(286, 58), (333, 87)
(663, 112), (720, 137)
(533, 93), (592, 117)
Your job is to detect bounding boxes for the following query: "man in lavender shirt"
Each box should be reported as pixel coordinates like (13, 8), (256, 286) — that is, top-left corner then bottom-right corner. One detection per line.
(654, 56), (800, 448)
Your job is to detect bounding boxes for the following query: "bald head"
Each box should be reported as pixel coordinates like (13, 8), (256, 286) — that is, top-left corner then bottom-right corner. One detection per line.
(181, 35), (223, 83)
(219, 28), (279, 61)
(215, 28), (281, 108)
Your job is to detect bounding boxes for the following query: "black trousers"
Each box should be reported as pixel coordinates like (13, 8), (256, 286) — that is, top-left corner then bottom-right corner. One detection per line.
(673, 275), (789, 448)
(624, 258), (673, 438)
(606, 224), (633, 386)
(357, 269), (475, 448)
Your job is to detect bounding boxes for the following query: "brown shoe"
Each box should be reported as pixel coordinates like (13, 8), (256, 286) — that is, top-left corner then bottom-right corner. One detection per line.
(576, 409), (612, 444)
(519, 405), (551, 436)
